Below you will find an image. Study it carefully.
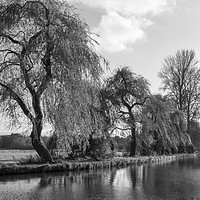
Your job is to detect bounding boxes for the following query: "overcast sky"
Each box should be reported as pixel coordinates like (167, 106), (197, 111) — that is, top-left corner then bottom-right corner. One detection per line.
(67, 0), (200, 93)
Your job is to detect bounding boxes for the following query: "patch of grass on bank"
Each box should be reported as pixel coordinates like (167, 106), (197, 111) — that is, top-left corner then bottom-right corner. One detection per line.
(0, 153), (197, 176)
(19, 155), (43, 165)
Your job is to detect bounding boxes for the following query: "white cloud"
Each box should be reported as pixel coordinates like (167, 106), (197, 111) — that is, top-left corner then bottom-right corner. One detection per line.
(68, 0), (175, 16)
(93, 12), (152, 52)
(68, 0), (176, 53)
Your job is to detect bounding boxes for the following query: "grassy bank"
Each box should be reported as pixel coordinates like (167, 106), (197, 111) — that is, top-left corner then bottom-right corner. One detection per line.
(0, 153), (197, 176)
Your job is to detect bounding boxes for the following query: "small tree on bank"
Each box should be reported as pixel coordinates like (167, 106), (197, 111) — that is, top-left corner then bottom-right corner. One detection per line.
(0, 0), (104, 162)
(102, 67), (150, 156)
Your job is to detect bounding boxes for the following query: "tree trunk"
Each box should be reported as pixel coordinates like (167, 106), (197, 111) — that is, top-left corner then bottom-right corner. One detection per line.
(29, 91), (53, 163)
(31, 124), (53, 163)
(186, 108), (190, 135)
(129, 127), (136, 157)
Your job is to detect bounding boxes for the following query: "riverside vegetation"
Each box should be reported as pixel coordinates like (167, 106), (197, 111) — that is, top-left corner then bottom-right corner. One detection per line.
(0, 0), (199, 174)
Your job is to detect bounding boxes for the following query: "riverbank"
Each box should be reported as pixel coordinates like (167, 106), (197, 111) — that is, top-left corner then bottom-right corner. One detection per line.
(0, 153), (197, 176)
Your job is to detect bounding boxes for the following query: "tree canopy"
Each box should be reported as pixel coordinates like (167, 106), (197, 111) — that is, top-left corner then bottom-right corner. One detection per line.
(0, 0), (105, 162)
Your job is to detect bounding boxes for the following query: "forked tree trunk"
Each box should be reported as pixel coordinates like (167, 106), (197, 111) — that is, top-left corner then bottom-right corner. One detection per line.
(129, 127), (136, 157)
(31, 123), (53, 163)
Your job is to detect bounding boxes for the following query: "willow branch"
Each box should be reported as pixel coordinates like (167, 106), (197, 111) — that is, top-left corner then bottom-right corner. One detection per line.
(131, 96), (149, 109)
(121, 96), (131, 111)
(0, 49), (20, 58)
(0, 34), (24, 46)
(110, 127), (131, 135)
(0, 62), (20, 73)
(37, 9), (53, 97)
(19, 31), (44, 96)
(0, 81), (34, 122)
(119, 110), (131, 115)
(23, 1), (49, 14)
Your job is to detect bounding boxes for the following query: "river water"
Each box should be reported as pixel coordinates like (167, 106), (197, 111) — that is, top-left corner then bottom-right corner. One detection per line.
(0, 155), (200, 200)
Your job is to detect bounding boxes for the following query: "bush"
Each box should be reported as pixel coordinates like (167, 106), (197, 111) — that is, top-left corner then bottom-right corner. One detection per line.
(86, 136), (115, 160)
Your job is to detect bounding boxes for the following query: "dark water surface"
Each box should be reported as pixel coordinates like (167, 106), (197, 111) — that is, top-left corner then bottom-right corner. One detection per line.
(1, 155), (200, 200)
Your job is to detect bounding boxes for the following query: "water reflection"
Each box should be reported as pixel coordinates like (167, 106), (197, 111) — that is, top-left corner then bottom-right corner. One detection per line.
(1, 155), (200, 200)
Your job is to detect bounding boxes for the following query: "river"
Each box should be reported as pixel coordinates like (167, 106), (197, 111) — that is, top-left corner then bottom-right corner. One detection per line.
(0, 155), (200, 200)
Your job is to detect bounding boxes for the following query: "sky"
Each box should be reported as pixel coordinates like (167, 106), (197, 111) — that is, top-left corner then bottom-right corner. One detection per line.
(67, 0), (200, 93)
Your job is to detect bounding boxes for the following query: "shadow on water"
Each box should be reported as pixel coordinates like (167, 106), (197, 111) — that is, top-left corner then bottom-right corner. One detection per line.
(1, 155), (200, 200)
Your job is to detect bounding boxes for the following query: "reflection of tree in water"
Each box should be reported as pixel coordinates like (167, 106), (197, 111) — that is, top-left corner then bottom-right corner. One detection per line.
(109, 169), (117, 186)
(38, 175), (52, 188)
(178, 157), (198, 169)
(81, 169), (113, 199)
(129, 165), (146, 199)
(30, 170), (114, 200)
(130, 166), (137, 188)
(25, 174), (53, 200)
(141, 162), (198, 199)
(26, 173), (75, 200)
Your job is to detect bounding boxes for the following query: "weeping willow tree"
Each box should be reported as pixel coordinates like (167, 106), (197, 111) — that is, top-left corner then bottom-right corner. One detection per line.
(0, 0), (105, 162)
(43, 80), (105, 156)
(141, 94), (194, 155)
(103, 67), (150, 156)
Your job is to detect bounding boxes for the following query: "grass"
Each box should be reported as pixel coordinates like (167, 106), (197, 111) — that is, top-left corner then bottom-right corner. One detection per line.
(19, 154), (43, 165)
(0, 150), (36, 162)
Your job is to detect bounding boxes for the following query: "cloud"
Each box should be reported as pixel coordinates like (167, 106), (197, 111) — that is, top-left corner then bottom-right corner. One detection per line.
(68, 0), (176, 53)
(93, 12), (152, 52)
(69, 0), (175, 16)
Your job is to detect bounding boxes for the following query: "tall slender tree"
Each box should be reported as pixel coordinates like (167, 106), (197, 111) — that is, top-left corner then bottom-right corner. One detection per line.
(0, 0), (104, 162)
(159, 49), (200, 134)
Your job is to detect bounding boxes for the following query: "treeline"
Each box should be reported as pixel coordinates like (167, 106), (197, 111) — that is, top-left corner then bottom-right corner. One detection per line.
(0, 134), (49, 150)
(48, 66), (198, 159)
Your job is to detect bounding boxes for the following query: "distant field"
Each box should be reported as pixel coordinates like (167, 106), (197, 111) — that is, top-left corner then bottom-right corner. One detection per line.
(0, 150), (36, 163)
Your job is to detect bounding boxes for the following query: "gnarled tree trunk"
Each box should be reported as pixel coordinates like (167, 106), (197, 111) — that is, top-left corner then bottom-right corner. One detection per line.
(30, 95), (53, 163)
(31, 122), (53, 163)
(31, 136), (52, 163)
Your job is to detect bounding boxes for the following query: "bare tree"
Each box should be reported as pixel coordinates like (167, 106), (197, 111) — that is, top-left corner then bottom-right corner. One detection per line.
(0, 0), (104, 162)
(103, 67), (150, 156)
(159, 49), (200, 134)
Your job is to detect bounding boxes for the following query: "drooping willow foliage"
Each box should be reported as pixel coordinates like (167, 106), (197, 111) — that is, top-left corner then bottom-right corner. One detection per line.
(0, 0), (106, 160)
(43, 80), (106, 154)
(140, 95), (193, 155)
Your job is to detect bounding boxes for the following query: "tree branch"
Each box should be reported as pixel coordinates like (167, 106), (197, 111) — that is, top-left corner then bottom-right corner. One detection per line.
(19, 32), (44, 97)
(25, 30), (43, 53)
(119, 110), (131, 115)
(23, 1), (49, 14)
(0, 82), (34, 122)
(131, 96), (149, 109)
(0, 62), (20, 74)
(0, 34), (24, 46)
(37, 8), (53, 97)
(110, 126), (131, 135)
(0, 49), (20, 58)
(121, 96), (131, 111)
